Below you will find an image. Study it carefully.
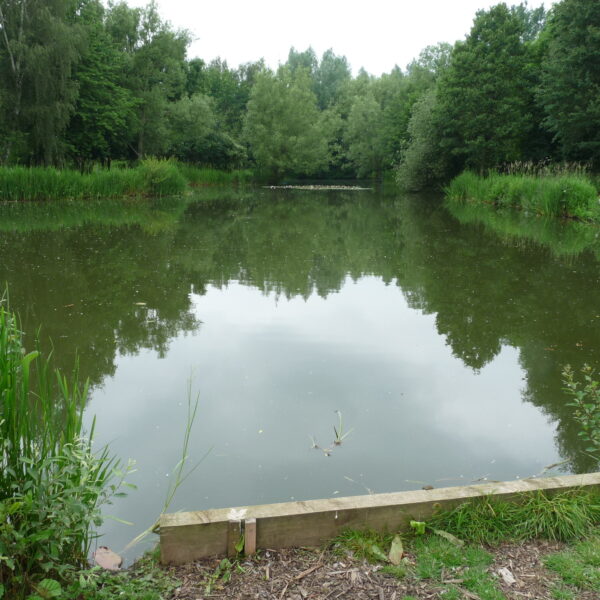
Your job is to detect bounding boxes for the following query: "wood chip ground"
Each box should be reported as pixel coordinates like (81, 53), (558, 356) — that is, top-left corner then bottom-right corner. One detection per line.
(166, 539), (595, 600)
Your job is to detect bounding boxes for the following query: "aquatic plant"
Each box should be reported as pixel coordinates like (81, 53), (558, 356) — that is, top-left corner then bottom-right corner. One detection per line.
(0, 300), (127, 599)
(446, 172), (600, 221)
(0, 161), (252, 203)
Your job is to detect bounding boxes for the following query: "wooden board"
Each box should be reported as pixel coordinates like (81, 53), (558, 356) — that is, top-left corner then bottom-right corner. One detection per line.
(160, 472), (600, 564)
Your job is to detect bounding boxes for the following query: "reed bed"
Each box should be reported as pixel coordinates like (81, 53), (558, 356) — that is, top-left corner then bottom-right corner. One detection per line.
(446, 171), (600, 221)
(0, 159), (252, 203)
(0, 301), (122, 599)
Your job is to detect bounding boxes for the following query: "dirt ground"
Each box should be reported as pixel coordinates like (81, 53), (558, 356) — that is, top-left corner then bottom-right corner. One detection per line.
(166, 539), (594, 600)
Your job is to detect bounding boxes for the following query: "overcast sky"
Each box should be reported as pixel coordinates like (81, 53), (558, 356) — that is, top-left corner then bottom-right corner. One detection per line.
(125, 0), (552, 76)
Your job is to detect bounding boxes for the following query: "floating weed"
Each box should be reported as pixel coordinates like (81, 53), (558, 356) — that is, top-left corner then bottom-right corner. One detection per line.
(333, 409), (353, 445)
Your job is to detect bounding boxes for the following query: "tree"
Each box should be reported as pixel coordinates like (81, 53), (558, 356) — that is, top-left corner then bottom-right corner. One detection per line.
(66, 0), (135, 169)
(105, 1), (189, 158)
(344, 91), (387, 177)
(314, 49), (351, 109)
(539, 0), (600, 163)
(0, 0), (85, 164)
(396, 88), (447, 190)
(435, 3), (540, 172)
(244, 66), (330, 181)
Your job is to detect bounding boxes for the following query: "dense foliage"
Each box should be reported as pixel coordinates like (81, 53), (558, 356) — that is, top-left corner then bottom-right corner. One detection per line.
(0, 0), (597, 182)
(0, 302), (126, 599)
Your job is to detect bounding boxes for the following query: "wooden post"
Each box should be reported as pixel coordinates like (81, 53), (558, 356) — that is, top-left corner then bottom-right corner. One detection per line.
(244, 518), (257, 555)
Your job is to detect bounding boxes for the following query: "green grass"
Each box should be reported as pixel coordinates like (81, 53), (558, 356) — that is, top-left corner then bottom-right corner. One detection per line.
(332, 529), (504, 599)
(544, 535), (600, 593)
(446, 171), (600, 221)
(0, 160), (254, 202)
(427, 490), (600, 545)
(0, 299), (127, 599)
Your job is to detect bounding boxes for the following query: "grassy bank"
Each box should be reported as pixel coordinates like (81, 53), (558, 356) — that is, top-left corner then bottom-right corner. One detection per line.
(446, 171), (600, 221)
(0, 300), (126, 599)
(0, 161), (254, 202)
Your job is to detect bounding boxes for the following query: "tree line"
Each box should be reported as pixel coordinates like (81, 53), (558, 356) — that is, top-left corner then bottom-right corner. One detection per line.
(0, 0), (597, 184)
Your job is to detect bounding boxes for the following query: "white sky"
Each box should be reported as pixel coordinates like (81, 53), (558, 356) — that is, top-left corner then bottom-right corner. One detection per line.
(124, 0), (552, 76)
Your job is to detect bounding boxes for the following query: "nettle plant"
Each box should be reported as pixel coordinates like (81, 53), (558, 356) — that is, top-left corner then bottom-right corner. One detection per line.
(562, 364), (600, 463)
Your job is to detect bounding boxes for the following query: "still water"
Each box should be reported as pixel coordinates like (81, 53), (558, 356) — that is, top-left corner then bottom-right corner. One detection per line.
(1, 187), (599, 556)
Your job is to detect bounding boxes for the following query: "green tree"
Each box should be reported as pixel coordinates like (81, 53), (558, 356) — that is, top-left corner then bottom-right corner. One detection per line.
(106, 1), (189, 158)
(344, 91), (387, 177)
(539, 0), (600, 163)
(436, 3), (540, 172)
(66, 0), (135, 169)
(243, 66), (330, 181)
(0, 0), (84, 164)
(396, 88), (447, 190)
(314, 49), (351, 109)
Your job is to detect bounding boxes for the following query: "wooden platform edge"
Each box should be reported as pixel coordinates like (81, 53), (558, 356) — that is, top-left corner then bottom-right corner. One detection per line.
(159, 472), (600, 565)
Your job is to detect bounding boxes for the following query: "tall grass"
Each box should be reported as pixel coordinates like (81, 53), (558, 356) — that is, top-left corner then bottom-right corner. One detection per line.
(427, 489), (600, 545)
(0, 300), (124, 599)
(0, 159), (252, 203)
(446, 171), (600, 222)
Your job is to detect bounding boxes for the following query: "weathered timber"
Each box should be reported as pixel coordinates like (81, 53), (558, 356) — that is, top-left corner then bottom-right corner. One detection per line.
(160, 472), (600, 565)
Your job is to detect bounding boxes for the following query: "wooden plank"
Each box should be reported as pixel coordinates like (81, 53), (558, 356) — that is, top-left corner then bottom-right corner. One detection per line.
(227, 519), (242, 558)
(245, 518), (257, 555)
(159, 472), (600, 564)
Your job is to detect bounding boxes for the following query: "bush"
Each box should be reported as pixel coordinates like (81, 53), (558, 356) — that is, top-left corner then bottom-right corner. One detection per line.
(138, 158), (187, 196)
(0, 301), (127, 599)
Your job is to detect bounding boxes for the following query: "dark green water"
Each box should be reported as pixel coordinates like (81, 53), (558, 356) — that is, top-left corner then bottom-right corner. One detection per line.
(1, 188), (599, 556)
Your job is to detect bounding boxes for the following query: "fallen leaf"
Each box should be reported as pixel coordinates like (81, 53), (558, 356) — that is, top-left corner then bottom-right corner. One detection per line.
(433, 529), (465, 547)
(388, 535), (404, 565)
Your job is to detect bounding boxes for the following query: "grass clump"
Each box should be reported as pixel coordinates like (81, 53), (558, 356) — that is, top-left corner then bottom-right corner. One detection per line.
(446, 171), (600, 221)
(0, 160), (252, 202)
(544, 535), (600, 593)
(0, 300), (128, 599)
(427, 490), (600, 545)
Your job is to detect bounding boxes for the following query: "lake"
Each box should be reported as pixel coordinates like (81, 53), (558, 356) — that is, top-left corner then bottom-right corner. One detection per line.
(1, 186), (598, 558)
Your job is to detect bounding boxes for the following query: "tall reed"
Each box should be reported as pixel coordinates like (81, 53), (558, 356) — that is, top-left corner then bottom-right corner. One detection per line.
(0, 161), (254, 203)
(0, 300), (123, 599)
(446, 171), (600, 222)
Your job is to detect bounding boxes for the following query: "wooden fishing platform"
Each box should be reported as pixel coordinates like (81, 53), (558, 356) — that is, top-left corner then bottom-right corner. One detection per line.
(159, 472), (600, 565)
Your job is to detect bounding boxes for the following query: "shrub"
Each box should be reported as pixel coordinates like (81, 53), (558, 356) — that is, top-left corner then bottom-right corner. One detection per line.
(0, 301), (127, 599)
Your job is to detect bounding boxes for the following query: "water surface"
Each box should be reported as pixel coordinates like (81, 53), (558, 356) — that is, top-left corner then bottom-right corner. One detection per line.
(1, 188), (598, 556)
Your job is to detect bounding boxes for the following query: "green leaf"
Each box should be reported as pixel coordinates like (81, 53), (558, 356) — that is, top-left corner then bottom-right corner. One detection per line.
(388, 535), (404, 565)
(410, 520), (426, 535)
(234, 534), (245, 554)
(36, 579), (62, 598)
(369, 544), (388, 562)
(0, 583), (4, 599)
